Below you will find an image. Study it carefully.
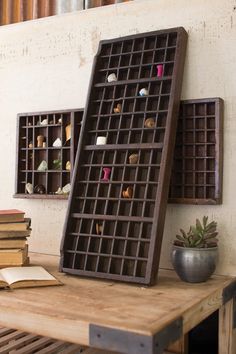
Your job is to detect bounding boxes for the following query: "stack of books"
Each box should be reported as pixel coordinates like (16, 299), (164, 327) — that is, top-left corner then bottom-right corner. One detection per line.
(0, 209), (31, 267)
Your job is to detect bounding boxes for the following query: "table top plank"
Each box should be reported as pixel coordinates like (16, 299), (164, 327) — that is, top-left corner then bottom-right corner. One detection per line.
(0, 253), (234, 346)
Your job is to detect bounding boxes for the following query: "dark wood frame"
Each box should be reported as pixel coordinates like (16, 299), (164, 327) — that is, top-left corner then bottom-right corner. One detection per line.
(60, 28), (188, 285)
(14, 108), (83, 199)
(169, 98), (223, 204)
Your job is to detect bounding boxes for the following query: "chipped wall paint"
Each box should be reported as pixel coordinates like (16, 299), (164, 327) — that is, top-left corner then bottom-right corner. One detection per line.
(0, 0), (236, 276)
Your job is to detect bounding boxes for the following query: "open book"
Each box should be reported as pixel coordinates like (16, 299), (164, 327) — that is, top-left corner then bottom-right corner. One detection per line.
(0, 266), (61, 289)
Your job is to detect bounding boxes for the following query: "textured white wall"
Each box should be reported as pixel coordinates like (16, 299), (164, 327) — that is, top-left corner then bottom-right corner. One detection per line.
(0, 0), (236, 275)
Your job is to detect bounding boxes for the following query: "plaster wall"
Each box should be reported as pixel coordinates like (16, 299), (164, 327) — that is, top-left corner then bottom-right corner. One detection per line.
(0, 0), (236, 275)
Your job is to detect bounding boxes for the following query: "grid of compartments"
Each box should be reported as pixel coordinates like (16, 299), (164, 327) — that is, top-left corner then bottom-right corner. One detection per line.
(169, 98), (223, 204)
(15, 109), (83, 199)
(60, 28), (188, 285)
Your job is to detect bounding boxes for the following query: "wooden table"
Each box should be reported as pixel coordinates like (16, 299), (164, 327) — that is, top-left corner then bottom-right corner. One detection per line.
(0, 252), (235, 354)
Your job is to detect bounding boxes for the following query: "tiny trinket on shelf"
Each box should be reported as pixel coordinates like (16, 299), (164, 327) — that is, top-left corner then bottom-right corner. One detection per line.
(102, 167), (111, 181)
(58, 118), (62, 124)
(55, 187), (63, 195)
(66, 161), (71, 171)
(96, 136), (107, 145)
(34, 184), (46, 194)
(42, 142), (46, 148)
(107, 73), (117, 82)
(113, 103), (122, 113)
(40, 119), (48, 125)
(52, 138), (62, 147)
(55, 183), (71, 195)
(157, 64), (164, 77)
(129, 153), (139, 164)
(52, 158), (61, 170)
(28, 141), (33, 148)
(62, 183), (71, 194)
(37, 160), (47, 171)
(65, 124), (71, 143)
(96, 223), (103, 235)
(144, 118), (155, 128)
(122, 186), (133, 198)
(37, 135), (44, 148)
(25, 183), (33, 194)
(139, 88), (149, 96)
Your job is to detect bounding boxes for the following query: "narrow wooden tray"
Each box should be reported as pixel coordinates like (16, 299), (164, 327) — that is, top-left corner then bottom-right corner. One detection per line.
(169, 98), (223, 204)
(14, 109), (83, 199)
(60, 28), (188, 285)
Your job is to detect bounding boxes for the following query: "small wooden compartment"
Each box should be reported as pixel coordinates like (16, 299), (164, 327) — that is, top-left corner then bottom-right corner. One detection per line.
(60, 28), (188, 285)
(14, 109), (83, 199)
(169, 98), (223, 204)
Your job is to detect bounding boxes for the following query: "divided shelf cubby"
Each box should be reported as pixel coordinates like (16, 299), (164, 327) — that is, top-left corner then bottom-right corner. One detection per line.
(169, 98), (223, 204)
(60, 28), (188, 285)
(61, 97), (223, 205)
(14, 109), (83, 199)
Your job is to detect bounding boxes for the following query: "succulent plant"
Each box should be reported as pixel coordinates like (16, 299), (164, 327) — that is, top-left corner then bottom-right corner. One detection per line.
(174, 216), (218, 248)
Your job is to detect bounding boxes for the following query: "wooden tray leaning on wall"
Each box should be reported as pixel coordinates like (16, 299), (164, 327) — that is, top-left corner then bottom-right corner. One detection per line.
(14, 109), (83, 199)
(169, 97), (223, 205)
(60, 28), (188, 285)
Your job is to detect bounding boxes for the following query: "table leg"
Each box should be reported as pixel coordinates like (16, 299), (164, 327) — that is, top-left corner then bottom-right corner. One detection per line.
(219, 297), (236, 354)
(167, 335), (188, 354)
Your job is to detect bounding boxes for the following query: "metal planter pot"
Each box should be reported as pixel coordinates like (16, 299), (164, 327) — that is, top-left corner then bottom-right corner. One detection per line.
(171, 245), (218, 283)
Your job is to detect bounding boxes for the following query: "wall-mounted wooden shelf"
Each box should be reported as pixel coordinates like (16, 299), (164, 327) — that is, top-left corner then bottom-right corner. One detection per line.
(169, 98), (223, 204)
(14, 109), (83, 199)
(60, 28), (188, 285)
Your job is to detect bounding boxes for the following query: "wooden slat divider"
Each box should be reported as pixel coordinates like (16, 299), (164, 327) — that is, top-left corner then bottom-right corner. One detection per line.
(37, 0), (51, 18)
(0, 327), (85, 353)
(12, 0), (23, 23)
(34, 340), (74, 354)
(32, 0), (38, 19)
(0, 333), (39, 353)
(0, 0), (10, 25)
(0, 330), (27, 346)
(0, 0), (132, 25)
(0, 328), (15, 337)
(22, 0), (33, 21)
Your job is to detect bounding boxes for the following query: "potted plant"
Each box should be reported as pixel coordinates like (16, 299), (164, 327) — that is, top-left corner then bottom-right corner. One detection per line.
(171, 216), (219, 283)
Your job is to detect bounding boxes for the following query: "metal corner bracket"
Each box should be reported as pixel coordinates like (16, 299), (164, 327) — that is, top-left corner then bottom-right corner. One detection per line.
(89, 317), (183, 354)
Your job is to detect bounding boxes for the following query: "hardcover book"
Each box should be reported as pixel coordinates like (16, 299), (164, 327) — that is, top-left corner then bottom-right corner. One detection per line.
(0, 266), (61, 289)
(0, 218), (31, 232)
(0, 209), (25, 223)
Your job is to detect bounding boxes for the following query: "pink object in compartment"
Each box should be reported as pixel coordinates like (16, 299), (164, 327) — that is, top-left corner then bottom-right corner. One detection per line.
(102, 167), (111, 181)
(157, 64), (164, 77)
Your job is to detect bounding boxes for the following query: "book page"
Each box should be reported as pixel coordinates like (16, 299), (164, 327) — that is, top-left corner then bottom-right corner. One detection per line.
(0, 266), (57, 285)
(0, 272), (8, 287)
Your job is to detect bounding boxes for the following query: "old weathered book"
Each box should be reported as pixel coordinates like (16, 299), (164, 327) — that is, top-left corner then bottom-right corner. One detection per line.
(0, 256), (30, 268)
(0, 209), (25, 223)
(0, 266), (61, 289)
(0, 230), (31, 239)
(0, 238), (27, 249)
(0, 245), (28, 266)
(0, 218), (31, 232)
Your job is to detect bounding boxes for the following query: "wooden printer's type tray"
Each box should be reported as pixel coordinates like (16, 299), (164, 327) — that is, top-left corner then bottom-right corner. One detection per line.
(15, 109), (83, 199)
(60, 28), (188, 285)
(169, 98), (223, 204)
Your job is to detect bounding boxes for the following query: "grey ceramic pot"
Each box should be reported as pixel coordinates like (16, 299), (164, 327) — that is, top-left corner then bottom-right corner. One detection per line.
(171, 245), (218, 283)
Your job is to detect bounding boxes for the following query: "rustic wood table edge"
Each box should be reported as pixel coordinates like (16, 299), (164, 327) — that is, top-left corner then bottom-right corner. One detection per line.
(0, 252), (235, 354)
